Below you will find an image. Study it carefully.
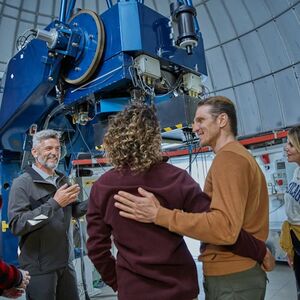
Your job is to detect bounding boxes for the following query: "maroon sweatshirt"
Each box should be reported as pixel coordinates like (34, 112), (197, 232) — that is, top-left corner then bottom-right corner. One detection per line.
(0, 194), (22, 295)
(86, 162), (265, 300)
(0, 260), (22, 294)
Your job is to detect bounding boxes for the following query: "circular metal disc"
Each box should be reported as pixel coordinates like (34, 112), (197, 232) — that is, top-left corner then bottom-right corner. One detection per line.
(63, 9), (105, 85)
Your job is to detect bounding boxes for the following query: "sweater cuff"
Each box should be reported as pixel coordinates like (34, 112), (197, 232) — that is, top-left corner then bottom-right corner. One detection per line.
(258, 245), (267, 264)
(154, 206), (173, 229)
(48, 197), (61, 210)
(14, 269), (23, 288)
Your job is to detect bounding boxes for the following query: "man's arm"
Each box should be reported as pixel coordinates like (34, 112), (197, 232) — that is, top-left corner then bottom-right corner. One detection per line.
(8, 178), (80, 236)
(114, 191), (240, 244)
(72, 200), (88, 218)
(8, 177), (60, 236)
(228, 232), (275, 271)
(115, 187), (275, 270)
(115, 153), (250, 245)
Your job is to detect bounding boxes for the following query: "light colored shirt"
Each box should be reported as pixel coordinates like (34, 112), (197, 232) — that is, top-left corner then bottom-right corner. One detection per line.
(32, 164), (59, 187)
(285, 167), (300, 225)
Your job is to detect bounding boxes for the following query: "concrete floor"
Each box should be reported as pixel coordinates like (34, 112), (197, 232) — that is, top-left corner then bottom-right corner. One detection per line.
(88, 262), (297, 300)
(1, 262), (296, 300)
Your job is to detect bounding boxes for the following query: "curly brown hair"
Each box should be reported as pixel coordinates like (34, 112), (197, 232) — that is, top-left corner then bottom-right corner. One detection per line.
(103, 103), (162, 172)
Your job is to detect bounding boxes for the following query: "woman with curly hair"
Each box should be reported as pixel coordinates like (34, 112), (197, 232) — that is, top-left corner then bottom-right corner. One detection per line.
(86, 103), (269, 300)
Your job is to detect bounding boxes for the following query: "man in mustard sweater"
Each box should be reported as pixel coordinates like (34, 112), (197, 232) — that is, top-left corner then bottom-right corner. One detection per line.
(114, 96), (269, 299)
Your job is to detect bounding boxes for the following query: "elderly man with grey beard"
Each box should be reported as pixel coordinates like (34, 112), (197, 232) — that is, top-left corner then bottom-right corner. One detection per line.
(8, 129), (87, 300)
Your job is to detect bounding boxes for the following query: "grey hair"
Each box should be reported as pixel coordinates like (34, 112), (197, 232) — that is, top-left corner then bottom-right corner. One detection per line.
(32, 129), (61, 148)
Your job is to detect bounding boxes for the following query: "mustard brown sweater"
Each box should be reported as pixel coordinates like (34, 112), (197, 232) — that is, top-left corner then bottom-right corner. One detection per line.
(155, 141), (269, 276)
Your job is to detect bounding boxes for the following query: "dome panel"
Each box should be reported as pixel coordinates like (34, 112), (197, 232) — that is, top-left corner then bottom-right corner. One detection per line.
(150, 0), (170, 15)
(99, 1), (111, 12)
(240, 31), (272, 78)
(39, 2), (55, 16)
(275, 7), (300, 63)
(264, 0), (291, 16)
(253, 77), (283, 131)
(295, 64), (300, 89)
(223, 40), (251, 85)
(53, 1), (61, 18)
(24, 0), (38, 12)
(235, 83), (262, 135)
(143, 0), (156, 11)
(82, 1), (98, 12)
(20, 11), (36, 23)
(37, 15), (53, 26)
(206, 0), (236, 43)
(205, 47), (232, 90)
(243, 0), (272, 27)
(258, 21), (290, 71)
(203, 66), (214, 93)
(223, 0), (253, 35)
(196, 5), (219, 49)
(0, 17), (17, 62)
(3, 5), (19, 18)
(7, 0), (22, 7)
(274, 68), (300, 126)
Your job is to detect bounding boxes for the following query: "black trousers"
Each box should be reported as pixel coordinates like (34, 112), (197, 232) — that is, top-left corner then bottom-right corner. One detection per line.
(26, 264), (80, 300)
